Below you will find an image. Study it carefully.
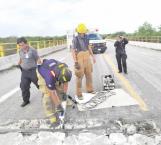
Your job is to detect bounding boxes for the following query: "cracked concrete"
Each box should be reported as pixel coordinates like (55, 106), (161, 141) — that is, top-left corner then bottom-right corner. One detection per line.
(0, 119), (161, 145)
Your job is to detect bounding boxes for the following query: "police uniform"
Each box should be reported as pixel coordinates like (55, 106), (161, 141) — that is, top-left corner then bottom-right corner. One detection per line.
(73, 34), (93, 97)
(114, 38), (128, 73)
(19, 47), (39, 103)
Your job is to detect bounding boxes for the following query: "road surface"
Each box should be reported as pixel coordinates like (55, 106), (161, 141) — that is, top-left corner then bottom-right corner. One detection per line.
(0, 41), (161, 127)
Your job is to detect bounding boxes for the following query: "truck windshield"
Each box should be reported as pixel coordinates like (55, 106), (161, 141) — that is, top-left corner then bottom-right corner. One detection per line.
(87, 33), (102, 40)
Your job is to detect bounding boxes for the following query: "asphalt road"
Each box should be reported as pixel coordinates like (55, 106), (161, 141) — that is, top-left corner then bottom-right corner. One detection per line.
(0, 41), (161, 126)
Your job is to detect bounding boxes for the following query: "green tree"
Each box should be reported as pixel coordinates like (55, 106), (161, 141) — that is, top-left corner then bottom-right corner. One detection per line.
(157, 25), (161, 36)
(135, 22), (156, 36)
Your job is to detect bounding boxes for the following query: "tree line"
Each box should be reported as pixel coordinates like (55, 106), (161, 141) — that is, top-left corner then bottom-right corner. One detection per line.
(0, 22), (161, 43)
(102, 22), (161, 39)
(0, 36), (66, 43)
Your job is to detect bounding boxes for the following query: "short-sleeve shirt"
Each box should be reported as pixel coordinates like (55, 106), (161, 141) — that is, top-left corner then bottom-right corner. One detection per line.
(72, 34), (89, 52)
(38, 59), (63, 90)
(19, 47), (39, 70)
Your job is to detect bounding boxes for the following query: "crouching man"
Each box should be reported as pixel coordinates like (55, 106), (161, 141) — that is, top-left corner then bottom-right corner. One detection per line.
(37, 59), (72, 125)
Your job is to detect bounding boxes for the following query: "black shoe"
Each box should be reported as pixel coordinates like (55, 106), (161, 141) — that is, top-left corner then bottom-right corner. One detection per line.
(124, 72), (128, 74)
(21, 101), (30, 107)
(56, 104), (64, 113)
(118, 71), (122, 73)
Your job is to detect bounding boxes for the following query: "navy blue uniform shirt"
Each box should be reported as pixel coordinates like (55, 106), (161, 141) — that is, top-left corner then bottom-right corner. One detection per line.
(38, 59), (64, 90)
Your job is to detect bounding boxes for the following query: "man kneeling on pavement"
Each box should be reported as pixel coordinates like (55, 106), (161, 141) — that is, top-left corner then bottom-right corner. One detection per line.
(37, 59), (72, 125)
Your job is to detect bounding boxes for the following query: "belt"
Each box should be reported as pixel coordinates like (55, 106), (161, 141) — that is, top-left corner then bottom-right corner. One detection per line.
(22, 67), (36, 71)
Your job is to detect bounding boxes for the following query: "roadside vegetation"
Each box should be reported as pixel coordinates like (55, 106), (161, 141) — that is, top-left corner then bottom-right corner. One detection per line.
(0, 36), (66, 43)
(0, 22), (161, 57)
(102, 22), (161, 42)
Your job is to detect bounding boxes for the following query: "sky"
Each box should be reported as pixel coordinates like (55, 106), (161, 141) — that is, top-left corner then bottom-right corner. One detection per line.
(0, 0), (161, 37)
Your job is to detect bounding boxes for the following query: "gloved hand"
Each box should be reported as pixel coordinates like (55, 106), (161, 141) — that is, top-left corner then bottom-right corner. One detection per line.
(62, 93), (67, 101)
(74, 62), (80, 70)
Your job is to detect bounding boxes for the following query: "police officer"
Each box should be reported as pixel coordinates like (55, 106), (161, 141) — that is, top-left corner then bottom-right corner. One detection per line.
(114, 36), (128, 74)
(72, 23), (96, 100)
(38, 59), (72, 116)
(17, 37), (41, 107)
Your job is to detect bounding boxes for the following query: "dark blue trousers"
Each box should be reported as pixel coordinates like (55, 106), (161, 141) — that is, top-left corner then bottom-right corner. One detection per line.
(116, 53), (127, 73)
(20, 68), (39, 102)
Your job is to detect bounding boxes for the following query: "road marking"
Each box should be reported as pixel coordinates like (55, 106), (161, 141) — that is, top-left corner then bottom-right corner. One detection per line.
(103, 53), (148, 111)
(0, 87), (20, 104)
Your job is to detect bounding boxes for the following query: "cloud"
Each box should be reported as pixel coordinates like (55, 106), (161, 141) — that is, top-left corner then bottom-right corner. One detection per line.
(0, 0), (160, 36)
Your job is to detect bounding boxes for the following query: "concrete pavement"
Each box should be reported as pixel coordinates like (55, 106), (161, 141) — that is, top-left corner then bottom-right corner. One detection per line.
(0, 42), (161, 144)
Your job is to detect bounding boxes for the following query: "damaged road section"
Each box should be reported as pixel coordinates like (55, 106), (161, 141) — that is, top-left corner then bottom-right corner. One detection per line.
(0, 119), (161, 145)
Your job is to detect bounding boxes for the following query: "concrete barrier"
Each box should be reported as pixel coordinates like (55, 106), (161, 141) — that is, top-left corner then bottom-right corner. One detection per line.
(129, 41), (161, 51)
(0, 45), (66, 72)
(106, 39), (161, 51)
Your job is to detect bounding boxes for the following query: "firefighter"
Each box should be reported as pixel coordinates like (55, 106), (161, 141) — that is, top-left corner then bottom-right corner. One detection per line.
(72, 23), (96, 100)
(37, 59), (72, 124)
(114, 36), (128, 74)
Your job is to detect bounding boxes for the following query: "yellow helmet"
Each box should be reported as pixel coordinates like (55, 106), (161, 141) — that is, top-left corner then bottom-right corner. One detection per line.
(76, 23), (88, 34)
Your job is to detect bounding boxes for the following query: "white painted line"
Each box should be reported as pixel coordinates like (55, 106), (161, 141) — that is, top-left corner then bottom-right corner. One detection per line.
(0, 87), (20, 104)
(103, 54), (148, 111)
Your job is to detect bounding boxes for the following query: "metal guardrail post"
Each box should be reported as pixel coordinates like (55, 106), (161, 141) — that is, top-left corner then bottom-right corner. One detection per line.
(0, 45), (5, 57)
(16, 44), (19, 53)
(0, 39), (66, 57)
(37, 41), (40, 49)
(54, 40), (56, 46)
(43, 41), (46, 48)
(49, 41), (51, 47)
(157, 36), (160, 43)
(51, 40), (53, 47)
(47, 41), (49, 48)
(28, 41), (31, 47)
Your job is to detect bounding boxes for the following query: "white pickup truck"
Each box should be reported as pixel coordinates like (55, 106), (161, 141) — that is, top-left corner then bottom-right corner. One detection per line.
(66, 31), (107, 54)
(87, 33), (107, 54)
